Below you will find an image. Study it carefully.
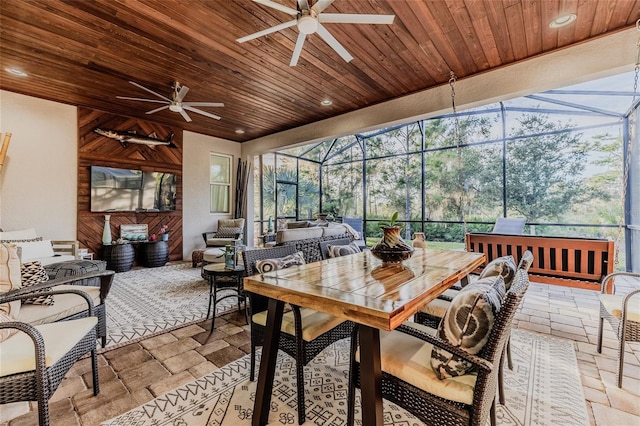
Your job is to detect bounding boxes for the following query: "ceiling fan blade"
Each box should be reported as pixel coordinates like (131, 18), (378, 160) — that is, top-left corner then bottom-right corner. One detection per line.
(320, 13), (395, 25)
(183, 106), (222, 120)
(128, 81), (171, 101)
(290, 32), (306, 66)
(316, 23), (353, 62)
(254, 0), (298, 15)
(182, 102), (225, 107)
(175, 84), (190, 102)
(237, 19), (297, 43)
(179, 109), (192, 122)
(297, 0), (310, 11)
(312, 0), (334, 13)
(117, 96), (168, 104)
(146, 105), (169, 114)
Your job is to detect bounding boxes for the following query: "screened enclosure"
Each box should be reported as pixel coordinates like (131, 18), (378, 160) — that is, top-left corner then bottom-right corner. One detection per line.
(253, 72), (639, 271)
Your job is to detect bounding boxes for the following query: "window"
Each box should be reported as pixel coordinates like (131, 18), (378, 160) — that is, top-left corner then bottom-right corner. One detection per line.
(210, 153), (231, 213)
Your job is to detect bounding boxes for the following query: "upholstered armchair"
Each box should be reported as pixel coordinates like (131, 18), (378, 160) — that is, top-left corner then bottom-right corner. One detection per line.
(202, 218), (245, 247)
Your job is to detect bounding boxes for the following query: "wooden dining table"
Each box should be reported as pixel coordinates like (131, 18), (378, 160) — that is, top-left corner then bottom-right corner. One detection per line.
(243, 248), (486, 426)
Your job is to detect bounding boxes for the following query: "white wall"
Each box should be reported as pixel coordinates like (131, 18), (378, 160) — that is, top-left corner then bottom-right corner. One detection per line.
(182, 130), (242, 259)
(0, 90), (77, 239)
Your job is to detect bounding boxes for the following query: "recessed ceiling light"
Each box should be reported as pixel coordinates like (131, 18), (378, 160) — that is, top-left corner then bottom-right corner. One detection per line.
(235, 129), (245, 134)
(320, 99), (332, 106)
(5, 68), (27, 77)
(549, 14), (576, 29)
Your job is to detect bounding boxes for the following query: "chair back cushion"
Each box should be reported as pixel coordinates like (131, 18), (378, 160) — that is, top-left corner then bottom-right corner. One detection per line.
(256, 251), (305, 273)
(431, 276), (505, 379)
(478, 255), (517, 289)
(218, 218), (245, 230)
(0, 243), (22, 319)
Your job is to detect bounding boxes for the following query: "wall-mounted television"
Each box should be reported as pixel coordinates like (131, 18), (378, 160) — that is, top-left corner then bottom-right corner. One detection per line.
(90, 166), (177, 212)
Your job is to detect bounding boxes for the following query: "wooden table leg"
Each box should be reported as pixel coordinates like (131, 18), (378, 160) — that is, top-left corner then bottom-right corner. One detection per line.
(359, 325), (384, 426)
(252, 299), (284, 426)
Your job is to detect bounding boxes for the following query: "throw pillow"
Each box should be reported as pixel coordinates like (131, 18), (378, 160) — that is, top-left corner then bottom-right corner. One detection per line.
(14, 240), (55, 263)
(0, 243), (22, 319)
(215, 227), (242, 238)
(478, 255), (517, 289)
(0, 227), (38, 242)
(328, 242), (362, 258)
(0, 311), (18, 342)
(20, 261), (54, 305)
(431, 276), (506, 379)
(256, 251), (306, 273)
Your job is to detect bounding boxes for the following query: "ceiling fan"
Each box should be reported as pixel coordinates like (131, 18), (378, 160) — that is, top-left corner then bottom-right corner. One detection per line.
(237, 0), (395, 66)
(117, 81), (224, 122)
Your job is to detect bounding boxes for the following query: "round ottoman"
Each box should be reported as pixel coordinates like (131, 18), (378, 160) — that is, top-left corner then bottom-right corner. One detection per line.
(203, 247), (225, 264)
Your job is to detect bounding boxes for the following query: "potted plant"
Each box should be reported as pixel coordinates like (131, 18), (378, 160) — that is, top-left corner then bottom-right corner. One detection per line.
(371, 212), (414, 263)
(160, 224), (169, 241)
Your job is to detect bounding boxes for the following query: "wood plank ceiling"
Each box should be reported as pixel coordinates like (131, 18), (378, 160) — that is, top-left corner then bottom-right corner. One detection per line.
(1, 0), (638, 142)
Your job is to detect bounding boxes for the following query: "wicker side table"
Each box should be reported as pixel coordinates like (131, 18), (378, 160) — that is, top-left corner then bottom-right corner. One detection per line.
(102, 243), (135, 272)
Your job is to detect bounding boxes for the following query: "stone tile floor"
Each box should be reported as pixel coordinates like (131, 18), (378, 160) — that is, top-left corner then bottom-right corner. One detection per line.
(1, 280), (639, 426)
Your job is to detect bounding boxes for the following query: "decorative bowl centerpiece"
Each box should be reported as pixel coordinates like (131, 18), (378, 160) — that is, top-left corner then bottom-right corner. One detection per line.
(370, 212), (414, 264)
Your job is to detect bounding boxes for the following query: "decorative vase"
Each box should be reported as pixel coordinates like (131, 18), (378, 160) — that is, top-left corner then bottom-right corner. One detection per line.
(102, 215), (112, 245)
(412, 232), (427, 249)
(316, 213), (329, 226)
(370, 226), (414, 264)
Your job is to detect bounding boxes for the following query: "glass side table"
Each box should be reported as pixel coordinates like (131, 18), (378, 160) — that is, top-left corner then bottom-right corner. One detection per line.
(201, 263), (247, 333)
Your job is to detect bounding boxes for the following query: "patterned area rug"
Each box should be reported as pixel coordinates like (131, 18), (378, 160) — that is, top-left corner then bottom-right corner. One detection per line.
(102, 329), (589, 425)
(105, 263), (238, 348)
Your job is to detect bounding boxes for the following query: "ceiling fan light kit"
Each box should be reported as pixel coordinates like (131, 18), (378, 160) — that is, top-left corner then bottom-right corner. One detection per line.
(237, 0), (395, 66)
(117, 81), (224, 122)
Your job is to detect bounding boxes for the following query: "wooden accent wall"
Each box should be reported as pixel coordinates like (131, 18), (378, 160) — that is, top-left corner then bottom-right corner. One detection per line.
(77, 108), (183, 262)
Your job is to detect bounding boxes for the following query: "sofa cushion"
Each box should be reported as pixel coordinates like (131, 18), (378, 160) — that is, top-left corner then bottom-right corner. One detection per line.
(287, 221), (311, 229)
(276, 227), (324, 244)
(327, 241), (361, 258)
(20, 261), (54, 306)
(15, 240), (55, 263)
(431, 276), (505, 379)
(0, 317), (97, 376)
(322, 224), (349, 238)
(0, 243), (22, 319)
(0, 228), (38, 242)
(478, 255), (517, 289)
(256, 251), (306, 274)
(18, 285), (101, 325)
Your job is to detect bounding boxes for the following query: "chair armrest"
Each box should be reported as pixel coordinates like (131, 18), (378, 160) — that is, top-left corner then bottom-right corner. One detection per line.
(51, 240), (79, 257)
(1, 288), (95, 316)
(0, 270), (115, 305)
(601, 271), (640, 294)
(202, 232), (214, 243)
(396, 324), (493, 373)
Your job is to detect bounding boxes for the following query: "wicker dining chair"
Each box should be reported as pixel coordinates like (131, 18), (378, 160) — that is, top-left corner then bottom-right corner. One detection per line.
(347, 269), (531, 426)
(596, 271), (640, 387)
(0, 289), (100, 426)
(243, 246), (355, 425)
(415, 250), (534, 405)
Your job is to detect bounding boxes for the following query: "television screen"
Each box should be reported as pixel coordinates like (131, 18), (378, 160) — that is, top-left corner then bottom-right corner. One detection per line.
(90, 166), (177, 212)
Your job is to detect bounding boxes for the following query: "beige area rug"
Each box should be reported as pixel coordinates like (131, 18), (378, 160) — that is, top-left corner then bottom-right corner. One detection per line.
(105, 263), (239, 349)
(102, 329), (589, 425)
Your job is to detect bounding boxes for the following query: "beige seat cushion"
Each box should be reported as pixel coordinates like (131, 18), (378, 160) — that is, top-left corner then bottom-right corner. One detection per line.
(18, 285), (101, 325)
(419, 297), (450, 318)
(253, 307), (345, 341)
(276, 227), (323, 244)
(0, 316), (97, 376)
(599, 294), (640, 323)
(203, 247), (225, 262)
(356, 322), (477, 405)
